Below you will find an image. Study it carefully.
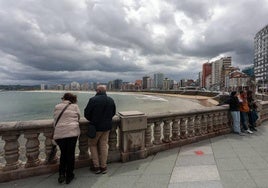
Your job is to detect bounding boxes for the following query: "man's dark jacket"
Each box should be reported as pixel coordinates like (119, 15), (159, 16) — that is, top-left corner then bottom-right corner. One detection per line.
(84, 92), (116, 131)
(228, 96), (240, 111)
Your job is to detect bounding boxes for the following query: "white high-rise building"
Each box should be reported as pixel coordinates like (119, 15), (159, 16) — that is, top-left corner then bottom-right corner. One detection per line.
(70, 81), (80, 90)
(254, 24), (268, 86)
(211, 57), (232, 90)
(153, 73), (164, 89)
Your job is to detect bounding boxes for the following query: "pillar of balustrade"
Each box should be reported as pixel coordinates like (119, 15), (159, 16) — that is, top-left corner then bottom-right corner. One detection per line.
(187, 116), (194, 137)
(162, 120), (171, 143)
(78, 125), (89, 160)
(180, 117), (187, 139)
(221, 111), (228, 129)
(44, 129), (57, 164)
(218, 112), (222, 131)
(219, 112), (224, 131)
(153, 121), (162, 145)
(201, 114), (208, 134)
(213, 113), (219, 132)
(171, 118), (180, 141)
(108, 123), (118, 151)
(223, 111), (231, 131)
(118, 111), (147, 162)
(2, 134), (20, 171)
(207, 114), (213, 133)
(24, 132), (41, 168)
(145, 123), (153, 147)
(195, 115), (201, 136)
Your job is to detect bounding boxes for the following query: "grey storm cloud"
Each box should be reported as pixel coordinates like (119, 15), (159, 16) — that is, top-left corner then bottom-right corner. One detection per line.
(0, 0), (268, 85)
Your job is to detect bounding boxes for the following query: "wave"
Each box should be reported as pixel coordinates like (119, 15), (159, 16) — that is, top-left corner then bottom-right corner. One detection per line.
(135, 95), (168, 102)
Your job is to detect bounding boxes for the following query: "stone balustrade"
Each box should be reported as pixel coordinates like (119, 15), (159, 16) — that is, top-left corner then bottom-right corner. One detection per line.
(1, 101), (268, 182)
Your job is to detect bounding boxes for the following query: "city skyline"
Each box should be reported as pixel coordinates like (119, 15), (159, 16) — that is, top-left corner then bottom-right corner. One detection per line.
(1, 1), (268, 85)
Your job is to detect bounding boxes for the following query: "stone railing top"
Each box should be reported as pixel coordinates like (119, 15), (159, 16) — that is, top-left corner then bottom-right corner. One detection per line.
(147, 106), (228, 120)
(0, 116), (121, 133)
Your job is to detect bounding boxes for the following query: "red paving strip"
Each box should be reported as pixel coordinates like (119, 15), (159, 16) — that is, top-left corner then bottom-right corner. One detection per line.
(194, 150), (204, 156)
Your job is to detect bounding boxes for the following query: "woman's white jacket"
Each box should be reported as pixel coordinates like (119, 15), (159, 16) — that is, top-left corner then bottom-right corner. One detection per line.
(53, 100), (81, 140)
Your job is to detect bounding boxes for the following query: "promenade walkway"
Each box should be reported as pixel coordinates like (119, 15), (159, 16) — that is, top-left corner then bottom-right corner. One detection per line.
(2, 121), (268, 188)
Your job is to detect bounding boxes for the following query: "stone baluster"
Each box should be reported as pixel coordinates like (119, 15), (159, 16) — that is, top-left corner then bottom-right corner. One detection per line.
(171, 118), (180, 141)
(24, 132), (40, 168)
(78, 125), (89, 160)
(44, 128), (57, 164)
(195, 115), (201, 136)
(2, 134), (20, 171)
(218, 112), (223, 131)
(187, 116), (194, 137)
(162, 120), (171, 143)
(153, 121), (162, 145)
(207, 114), (213, 133)
(201, 114), (208, 134)
(180, 117), (187, 139)
(145, 123), (153, 147)
(223, 111), (229, 129)
(108, 123), (118, 151)
(213, 113), (219, 132)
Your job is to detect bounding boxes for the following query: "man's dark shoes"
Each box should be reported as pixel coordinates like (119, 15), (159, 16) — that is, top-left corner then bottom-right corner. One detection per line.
(66, 174), (74, 184)
(58, 175), (65, 184)
(250, 127), (257, 131)
(90, 166), (101, 174)
(100, 167), (107, 174)
(252, 127), (258, 131)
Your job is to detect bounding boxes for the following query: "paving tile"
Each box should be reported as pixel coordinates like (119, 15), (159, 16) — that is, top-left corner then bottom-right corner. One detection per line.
(229, 140), (253, 149)
(170, 165), (220, 183)
(0, 174), (52, 188)
(211, 141), (231, 149)
(135, 182), (168, 188)
(176, 154), (215, 166)
(179, 146), (213, 156)
(215, 158), (245, 171)
(100, 175), (140, 188)
(168, 180), (223, 188)
(233, 147), (260, 157)
(219, 170), (257, 188)
(135, 174), (170, 188)
(112, 161), (149, 176)
(239, 156), (268, 170)
(248, 169), (268, 187)
(143, 160), (175, 175)
(189, 139), (211, 147)
(213, 147), (237, 159)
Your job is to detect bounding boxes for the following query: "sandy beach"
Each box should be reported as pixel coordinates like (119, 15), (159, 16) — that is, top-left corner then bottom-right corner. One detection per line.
(140, 92), (219, 107)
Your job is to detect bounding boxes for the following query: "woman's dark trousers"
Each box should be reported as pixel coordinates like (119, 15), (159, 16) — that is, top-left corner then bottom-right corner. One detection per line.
(56, 137), (78, 178)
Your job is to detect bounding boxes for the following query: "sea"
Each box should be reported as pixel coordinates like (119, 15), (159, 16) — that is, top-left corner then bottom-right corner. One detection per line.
(0, 91), (213, 122)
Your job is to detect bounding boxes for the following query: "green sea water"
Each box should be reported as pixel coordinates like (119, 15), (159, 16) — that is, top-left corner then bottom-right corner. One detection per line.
(0, 91), (208, 122)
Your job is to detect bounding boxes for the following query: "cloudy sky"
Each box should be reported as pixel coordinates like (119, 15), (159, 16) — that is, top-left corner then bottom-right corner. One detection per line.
(1, 0), (268, 85)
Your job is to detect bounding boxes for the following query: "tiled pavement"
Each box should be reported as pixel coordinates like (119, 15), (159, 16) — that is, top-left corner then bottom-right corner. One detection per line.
(2, 121), (268, 188)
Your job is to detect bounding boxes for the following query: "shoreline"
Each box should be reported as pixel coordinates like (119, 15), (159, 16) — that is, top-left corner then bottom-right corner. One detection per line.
(22, 90), (219, 107)
(139, 92), (219, 107)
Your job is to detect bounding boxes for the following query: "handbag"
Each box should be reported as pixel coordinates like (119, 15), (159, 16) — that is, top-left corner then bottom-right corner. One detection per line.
(87, 123), (96, 138)
(48, 102), (71, 162)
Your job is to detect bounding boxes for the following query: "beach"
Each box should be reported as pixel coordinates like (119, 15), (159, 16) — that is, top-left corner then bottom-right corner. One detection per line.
(139, 92), (219, 107)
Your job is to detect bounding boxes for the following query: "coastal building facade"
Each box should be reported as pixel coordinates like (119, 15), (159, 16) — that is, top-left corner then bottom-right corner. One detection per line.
(254, 24), (268, 88)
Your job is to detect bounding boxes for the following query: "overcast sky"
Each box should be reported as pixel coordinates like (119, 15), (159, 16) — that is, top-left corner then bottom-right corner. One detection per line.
(1, 0), (268, 85)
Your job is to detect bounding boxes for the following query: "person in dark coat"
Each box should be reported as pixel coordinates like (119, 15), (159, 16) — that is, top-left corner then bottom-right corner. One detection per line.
(247, 90), (258, 131)
(84, 85), (116, 174)
(228, 91), (244, 135)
